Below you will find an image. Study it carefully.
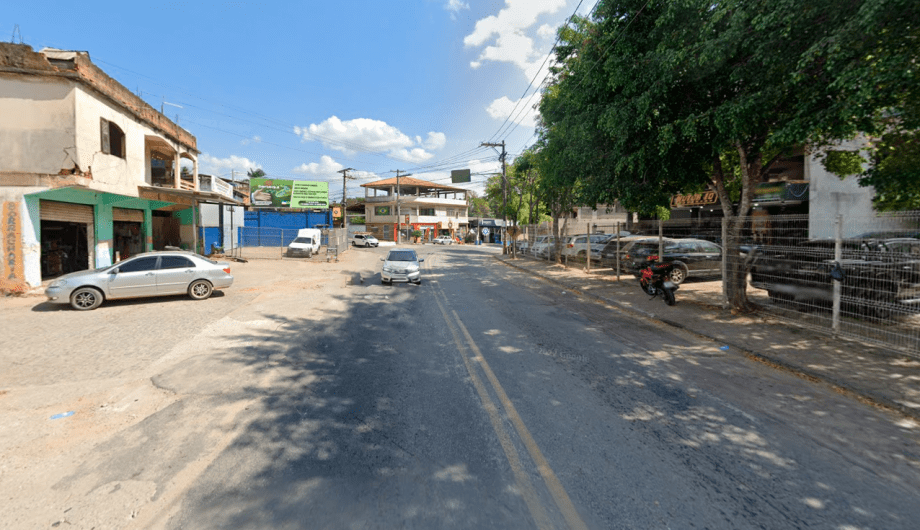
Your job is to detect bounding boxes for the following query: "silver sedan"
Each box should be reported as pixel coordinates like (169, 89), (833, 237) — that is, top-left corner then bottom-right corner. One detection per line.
(380, 249), (424, 285)
(44, 251), (234, 310)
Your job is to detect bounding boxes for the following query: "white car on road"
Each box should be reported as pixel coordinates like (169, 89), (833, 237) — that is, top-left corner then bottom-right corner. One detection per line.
(433, 236), (453, 245)
(352, 233), (379, 247)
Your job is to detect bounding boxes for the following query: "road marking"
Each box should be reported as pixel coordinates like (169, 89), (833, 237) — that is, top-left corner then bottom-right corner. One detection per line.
(449, 309), (590, 530)
(430, 257), (589, 530)
(432, 289), (553, 530)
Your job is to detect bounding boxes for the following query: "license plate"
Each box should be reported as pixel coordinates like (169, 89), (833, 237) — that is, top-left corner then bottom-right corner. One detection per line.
(663, 281), (677, 290)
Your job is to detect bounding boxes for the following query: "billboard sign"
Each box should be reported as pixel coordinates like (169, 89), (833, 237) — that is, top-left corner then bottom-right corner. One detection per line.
(451, 169), (471, 183)
(250, 179), (329, 208)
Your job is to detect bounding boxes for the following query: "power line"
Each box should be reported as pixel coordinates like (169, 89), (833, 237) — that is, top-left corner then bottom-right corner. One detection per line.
(486, 0), (597, 143)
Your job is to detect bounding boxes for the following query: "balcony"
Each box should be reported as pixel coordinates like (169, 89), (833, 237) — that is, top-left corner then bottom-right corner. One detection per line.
(363, 196), (467, 207)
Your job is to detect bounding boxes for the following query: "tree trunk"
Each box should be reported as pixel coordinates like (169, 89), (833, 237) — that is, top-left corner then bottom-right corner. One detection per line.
(712, 147), (762, 312)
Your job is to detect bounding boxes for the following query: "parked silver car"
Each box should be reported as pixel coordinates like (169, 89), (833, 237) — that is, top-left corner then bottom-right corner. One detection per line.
(44, 251), (234, 310)
(380, 249), (424, 285)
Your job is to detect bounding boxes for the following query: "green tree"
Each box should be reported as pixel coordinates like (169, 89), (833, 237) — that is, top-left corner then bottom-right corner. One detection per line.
(247, 168), (266, 179)
(538, 0), (920, 310)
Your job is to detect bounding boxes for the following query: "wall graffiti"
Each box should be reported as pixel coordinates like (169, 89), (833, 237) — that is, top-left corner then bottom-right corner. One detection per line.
(2, 201), (26, 292)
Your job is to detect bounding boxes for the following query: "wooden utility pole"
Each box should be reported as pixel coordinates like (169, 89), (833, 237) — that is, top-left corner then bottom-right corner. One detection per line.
(393, 170), (412, 244)
(338, 167), (355, 230)
(480, 141), (509, 256)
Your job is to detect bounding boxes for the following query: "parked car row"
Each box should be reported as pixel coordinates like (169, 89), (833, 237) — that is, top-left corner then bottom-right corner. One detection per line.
(514, 232), (725, 285)
(749, 237), (920, 319)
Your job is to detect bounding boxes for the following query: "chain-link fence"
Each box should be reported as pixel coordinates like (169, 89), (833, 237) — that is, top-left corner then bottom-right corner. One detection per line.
(512, 212), (920, 356)
(742, 212), (920, 355)
(230, 227), (351, 261)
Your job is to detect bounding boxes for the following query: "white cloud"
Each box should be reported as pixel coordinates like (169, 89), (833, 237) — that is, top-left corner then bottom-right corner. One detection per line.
(295, 117), (414, 156)
(294, 116), (446, 163)
(199, 153), (261, 175)
(390, 148), (436, 164)
(537, 23), (556, 39)
(292, 155), (344, 176)
(486, 95), (539, 127)
(240, 135), (262, 145)
(464, 0), (566, 79)
(444, 0), (470, 20)
(422, 132), (447, 151)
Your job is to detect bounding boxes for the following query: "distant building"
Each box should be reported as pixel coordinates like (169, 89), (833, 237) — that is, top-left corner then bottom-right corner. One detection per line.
(361, 177), (469, 241)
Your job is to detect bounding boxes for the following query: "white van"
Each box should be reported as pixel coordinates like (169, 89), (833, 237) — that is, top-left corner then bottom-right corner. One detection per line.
(287, 228), (322, 257)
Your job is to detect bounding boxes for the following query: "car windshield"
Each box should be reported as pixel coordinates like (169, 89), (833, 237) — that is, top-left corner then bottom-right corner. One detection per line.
(387, 251), (418, 261)
(293, 237), (312, 244)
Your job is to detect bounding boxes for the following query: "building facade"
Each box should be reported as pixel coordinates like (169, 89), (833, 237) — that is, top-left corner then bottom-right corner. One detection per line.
(0, 43), (234, 289)
(361, 177), (469, 241)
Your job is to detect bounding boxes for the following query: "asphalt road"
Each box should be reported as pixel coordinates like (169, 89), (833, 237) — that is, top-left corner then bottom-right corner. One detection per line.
(162, 246), (920, 529)
(3, 245), (919, 529)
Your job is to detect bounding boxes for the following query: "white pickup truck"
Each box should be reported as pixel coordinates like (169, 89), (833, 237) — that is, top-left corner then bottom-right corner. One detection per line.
(287, 228), (322, 257)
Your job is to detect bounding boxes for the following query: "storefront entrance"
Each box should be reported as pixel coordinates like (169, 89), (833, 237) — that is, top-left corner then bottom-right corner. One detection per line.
(40, 220), (90, 279)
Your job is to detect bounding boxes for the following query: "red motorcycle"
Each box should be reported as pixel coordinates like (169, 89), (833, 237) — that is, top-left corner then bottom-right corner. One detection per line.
(636, 256), (678, 306)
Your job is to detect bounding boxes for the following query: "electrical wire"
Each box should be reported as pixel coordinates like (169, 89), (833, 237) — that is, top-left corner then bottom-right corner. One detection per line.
(485, 0), (591, 144)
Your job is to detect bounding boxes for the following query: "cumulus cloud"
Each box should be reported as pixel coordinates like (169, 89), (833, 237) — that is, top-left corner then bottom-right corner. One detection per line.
(240, 135), (262, 145)
(537, 23), (556, 39)
(294, 117), (414, 156)
(486, 95), (539, 127)
(390, 148), (436, 164)
(464, 0), (565, 80)
(444, 0), (470, 19)
(292, 155), (344, 176)
(199, 153), (261, 175)
(422, 132), (447, 151)
(294, 116), (447, 163)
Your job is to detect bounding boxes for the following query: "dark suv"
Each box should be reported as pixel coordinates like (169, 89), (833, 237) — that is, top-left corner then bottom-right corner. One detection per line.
(621, 238), (723, 284)
(749, 238), (920, 319)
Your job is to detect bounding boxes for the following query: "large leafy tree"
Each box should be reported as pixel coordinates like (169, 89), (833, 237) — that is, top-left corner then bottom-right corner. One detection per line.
(247, 168), (266, 179)
(539, 0), (920, 310)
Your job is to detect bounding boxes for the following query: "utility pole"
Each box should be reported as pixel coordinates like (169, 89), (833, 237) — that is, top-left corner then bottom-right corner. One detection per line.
(338, 167), (355, 231)
(481, 141), (509, 256)
(393, 170), (412, 244)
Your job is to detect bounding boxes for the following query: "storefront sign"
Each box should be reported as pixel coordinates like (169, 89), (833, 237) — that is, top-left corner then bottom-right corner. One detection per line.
(754, 181), (809, 203)
(3, 202), (24, 282)
(670, 191), (719, 208)
(250, 178), (329, 208)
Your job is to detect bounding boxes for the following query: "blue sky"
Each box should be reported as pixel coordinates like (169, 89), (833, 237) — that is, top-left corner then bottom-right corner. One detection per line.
(6, 0), (593, 201)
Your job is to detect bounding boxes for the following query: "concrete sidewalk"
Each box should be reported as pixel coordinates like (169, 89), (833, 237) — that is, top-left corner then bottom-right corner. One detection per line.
(497, 255), (920, 421)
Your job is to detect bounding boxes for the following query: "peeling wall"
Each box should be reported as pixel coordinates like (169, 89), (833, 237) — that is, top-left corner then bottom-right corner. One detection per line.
(0, 76), (77, 174)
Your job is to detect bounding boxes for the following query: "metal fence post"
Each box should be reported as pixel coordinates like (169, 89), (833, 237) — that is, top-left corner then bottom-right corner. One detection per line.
(832, 214), (843, 335)
(722, 216), (729, 308)
(658, 219), (664, 263)
(586, 222), (592, 273)
(616, 222), (621, 281)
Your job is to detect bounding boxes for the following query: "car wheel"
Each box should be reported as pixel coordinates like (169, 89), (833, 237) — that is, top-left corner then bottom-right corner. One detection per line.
(188, 280), (213, 300)
(669, 263), (688, 285)
(415, 279), (422, 285)
(70, 287), (103, 311)
(306, 249), (313, 259)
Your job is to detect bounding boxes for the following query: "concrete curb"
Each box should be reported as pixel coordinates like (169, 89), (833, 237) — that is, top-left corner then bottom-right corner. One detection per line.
(495, 256), (920, 421)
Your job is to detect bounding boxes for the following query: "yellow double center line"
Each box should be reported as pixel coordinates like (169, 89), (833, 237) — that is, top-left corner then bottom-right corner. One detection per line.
(428, 255), (588, 530)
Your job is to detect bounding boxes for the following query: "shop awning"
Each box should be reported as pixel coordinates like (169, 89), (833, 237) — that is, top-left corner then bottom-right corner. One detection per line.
(26, 186), (175, 211)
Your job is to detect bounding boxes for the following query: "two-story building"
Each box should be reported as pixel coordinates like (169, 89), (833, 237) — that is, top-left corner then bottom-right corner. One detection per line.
(361, 177), (469, 241)
(0, 43), (238, 289)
